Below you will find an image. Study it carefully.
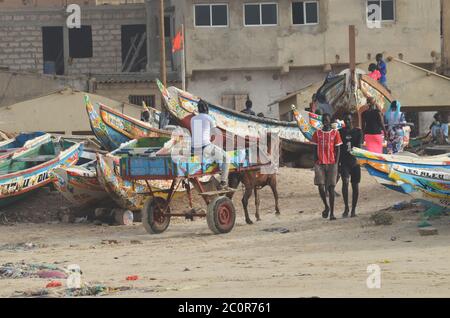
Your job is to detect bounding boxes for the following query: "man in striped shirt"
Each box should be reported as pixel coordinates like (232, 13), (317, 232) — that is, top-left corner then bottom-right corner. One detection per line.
(312, 113), (343, 221)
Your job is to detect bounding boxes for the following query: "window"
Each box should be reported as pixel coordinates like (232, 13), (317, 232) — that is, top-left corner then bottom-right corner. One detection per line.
(69, 26), (93, 58)
(129, 95), (155, 108)
(292, 1), (319, 25)
(194, 4), (228, 27)
(121, 25), (147, 73)
(244, 3), (278, 26)
(221, 93), (248, 111)
(367, 0), (395, 22)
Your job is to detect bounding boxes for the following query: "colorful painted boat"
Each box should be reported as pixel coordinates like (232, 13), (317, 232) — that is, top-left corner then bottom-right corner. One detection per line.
(315, 69), (393, 118)
(51, 160), (108, 207)
(0, 132), (50, 161)
(388, 164), (450, 207)
(156, 80), (314, 166)
(96, 137), (183, 211)
(291, 105), (345, 141)
(84, 95), (171, 151)
(351, 147), (450, 194)
(0, 138), (83, 207)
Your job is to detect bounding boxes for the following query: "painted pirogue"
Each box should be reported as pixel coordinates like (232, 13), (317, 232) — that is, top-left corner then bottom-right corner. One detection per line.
(351, 147), (450, 207)
(0, 137), (83, 207)
(156, 80), (314, 167)
(84, 95), (171, 151)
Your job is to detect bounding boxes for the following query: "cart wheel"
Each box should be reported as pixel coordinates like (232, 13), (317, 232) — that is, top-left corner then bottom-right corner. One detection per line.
(142, 197), (171, 234)
(113, 208), (134, 226)
(207, 196), (236, 234)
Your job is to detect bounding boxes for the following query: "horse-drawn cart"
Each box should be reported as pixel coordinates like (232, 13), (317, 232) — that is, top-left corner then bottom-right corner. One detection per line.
(119, 148), (267, 234)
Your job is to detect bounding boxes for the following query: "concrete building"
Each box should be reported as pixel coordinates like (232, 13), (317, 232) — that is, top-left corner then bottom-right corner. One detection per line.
(272, 57), (450, 136)
(0, 0), (443, 121)
(442, 0), (450, 76)
(0, 0), (180, 110)
(180, 0), (441, 118)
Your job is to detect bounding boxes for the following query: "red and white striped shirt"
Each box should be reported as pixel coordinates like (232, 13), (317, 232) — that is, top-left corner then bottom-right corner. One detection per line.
(312, 129), (343, 165)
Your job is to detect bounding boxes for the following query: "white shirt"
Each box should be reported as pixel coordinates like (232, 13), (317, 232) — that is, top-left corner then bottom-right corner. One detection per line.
(190, 113), (216, 148)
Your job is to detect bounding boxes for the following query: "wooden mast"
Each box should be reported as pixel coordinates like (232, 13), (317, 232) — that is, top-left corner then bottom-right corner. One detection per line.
(159, 0), (167, 87)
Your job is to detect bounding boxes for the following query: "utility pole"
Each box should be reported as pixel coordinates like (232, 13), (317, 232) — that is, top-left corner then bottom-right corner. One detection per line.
(159, 0), (167, 87)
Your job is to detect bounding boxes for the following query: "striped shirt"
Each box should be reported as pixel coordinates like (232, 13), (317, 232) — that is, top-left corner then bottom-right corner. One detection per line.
(312, 129), (343, 165)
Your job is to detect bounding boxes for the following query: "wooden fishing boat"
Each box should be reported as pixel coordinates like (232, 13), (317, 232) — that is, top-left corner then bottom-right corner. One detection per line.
(0, 138), (83, 207)
(0, 132), (51, 161)
(291, 105), (345, 142)
(51, 160), (108, 207)
(388, 164), (450, 207)
(84, 95), (171, 151)
(315, 69), (393, 118)
(96, 137), (183, 212)
(351, 147), (450, 194)
(156, 80), (314, 167)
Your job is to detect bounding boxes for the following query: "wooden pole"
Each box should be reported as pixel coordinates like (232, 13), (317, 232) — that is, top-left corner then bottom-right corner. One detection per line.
(159, 0), (166, 87)
(181, 23), (186, 91)
(349, 25), (356, 76)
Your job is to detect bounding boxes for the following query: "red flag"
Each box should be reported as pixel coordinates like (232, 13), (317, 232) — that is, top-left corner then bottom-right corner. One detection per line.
(172, 30), (183, 54)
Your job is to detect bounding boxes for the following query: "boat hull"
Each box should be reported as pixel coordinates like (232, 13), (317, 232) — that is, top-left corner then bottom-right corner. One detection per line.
(84, 95), (171, 151)
(156, 80), (314, 166)
(51, 164), (108, 207)
(389, 164), (450, 207)
(0, 141), (83, 207)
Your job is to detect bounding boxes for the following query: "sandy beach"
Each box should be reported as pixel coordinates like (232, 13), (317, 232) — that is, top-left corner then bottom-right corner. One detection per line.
(0, 167), (449, 298)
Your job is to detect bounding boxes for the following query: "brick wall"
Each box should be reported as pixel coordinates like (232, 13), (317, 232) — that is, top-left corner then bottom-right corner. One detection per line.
(0, 5), (146, 75)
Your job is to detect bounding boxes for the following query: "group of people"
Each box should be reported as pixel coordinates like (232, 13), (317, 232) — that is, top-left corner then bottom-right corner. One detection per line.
(312, 96), (409, 221)
(368, 53), (388, 89)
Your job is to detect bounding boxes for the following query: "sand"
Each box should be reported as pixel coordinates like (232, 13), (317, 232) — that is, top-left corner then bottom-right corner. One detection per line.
(0, 167), (449, 298)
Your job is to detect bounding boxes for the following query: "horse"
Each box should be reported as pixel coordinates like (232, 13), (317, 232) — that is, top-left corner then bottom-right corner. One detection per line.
(228, 171), (280, 224)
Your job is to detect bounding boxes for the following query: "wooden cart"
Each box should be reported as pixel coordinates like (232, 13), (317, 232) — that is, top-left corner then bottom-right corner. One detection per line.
(119, 151), (266, 234)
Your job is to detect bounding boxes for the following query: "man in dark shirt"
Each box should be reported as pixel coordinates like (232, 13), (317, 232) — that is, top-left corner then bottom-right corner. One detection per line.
(339, 113), (363, 218)
(241, 99), (256, 116)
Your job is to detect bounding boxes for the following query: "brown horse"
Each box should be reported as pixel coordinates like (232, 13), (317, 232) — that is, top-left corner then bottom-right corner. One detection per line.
(228, 171), (280, 224)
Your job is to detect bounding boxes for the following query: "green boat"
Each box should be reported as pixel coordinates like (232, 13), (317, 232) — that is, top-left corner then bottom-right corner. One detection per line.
(0, 137), (83, 207)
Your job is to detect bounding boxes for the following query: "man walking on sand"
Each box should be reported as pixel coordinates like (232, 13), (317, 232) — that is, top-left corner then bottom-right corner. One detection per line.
(339, 112), (363, 218)
(312, 113), (343, 221)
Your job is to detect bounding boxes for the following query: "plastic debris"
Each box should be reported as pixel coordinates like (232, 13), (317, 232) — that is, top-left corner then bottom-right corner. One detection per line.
(46, 281), (62, 288)
(37, 270), (67, 279)
(0, 262), (65, 279)
(126, 275), (139, 281)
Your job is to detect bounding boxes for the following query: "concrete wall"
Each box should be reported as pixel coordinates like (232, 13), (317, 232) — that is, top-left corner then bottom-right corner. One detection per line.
(0, 71), (87, 107)
(0, 89), (145, 134)
(95, 81), (176, 109)
(183, 0), (441, 74)
(187, 67), (326, 118)
(443, 0), (450, 76)
(0, 0), (96, 8)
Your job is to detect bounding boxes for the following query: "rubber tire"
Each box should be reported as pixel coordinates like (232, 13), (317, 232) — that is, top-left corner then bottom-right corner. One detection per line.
(206, 196), (236, 234)
(142, 197), (171, 234)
